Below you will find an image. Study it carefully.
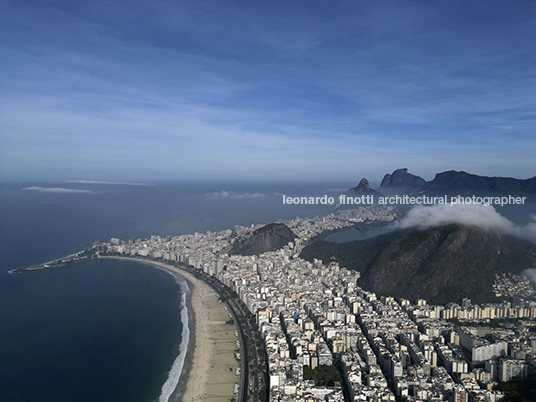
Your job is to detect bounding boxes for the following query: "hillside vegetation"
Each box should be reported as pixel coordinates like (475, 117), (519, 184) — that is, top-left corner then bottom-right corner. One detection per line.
(300, 224), (536, 304)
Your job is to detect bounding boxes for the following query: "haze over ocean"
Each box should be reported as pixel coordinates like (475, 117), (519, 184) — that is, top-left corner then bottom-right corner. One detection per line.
(0, 181), (344, 401)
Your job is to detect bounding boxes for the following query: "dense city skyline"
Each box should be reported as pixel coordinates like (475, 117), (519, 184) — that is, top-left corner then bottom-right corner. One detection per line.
(1, 1), (535, 182)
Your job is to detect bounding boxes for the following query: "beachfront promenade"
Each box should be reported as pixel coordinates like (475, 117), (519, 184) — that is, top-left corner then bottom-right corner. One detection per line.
(180, 264), (261, 402)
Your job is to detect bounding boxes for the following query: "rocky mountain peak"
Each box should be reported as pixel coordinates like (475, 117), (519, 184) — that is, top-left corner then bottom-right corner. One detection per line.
(356, 178), (370, 191)
(380, 168), (426, 188)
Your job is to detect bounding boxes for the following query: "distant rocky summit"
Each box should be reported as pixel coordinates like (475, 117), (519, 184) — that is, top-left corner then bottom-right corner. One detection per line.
(350, 178), (383, 197)
(353, 178), (371, 192)
(375, 168), (536, 198)
(380, 168), (426, 189)
(229, 223), (296, 256)
(300, 224), (536, 304)
(415, 170), (536, 196)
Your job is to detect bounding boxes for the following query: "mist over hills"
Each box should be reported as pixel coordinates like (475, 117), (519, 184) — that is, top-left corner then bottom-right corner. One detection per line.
(394, 203), (536, 242)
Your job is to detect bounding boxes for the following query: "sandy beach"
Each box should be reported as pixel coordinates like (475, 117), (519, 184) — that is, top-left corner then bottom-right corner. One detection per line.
(102, 257), (239, 401)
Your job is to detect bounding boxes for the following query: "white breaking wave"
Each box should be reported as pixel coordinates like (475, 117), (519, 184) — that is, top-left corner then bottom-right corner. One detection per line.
(159, 275), (191, 402)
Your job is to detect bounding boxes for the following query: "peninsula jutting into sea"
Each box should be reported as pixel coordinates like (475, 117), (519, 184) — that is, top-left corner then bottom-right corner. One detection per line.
(12, 204), (536, 402)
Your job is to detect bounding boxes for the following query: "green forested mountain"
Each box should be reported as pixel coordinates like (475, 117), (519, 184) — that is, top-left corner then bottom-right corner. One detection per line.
(300, 224), (536, 304)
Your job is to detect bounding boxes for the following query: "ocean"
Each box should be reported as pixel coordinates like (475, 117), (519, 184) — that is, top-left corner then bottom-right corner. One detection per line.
(0, 181), (346, 402)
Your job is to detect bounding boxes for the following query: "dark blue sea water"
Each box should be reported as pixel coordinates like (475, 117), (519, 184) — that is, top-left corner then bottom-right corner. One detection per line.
(0, 181), (345, 402)
(0, 259), (183, 402)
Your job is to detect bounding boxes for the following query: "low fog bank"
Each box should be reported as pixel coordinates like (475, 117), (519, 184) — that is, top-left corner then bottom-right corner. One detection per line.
(391, 204), (536, 243)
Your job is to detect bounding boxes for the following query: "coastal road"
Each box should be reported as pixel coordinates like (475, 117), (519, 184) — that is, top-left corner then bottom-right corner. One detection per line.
(207, 275), (262, 402)
(177, 265), (255, 402)
(226, 295), (261, 402)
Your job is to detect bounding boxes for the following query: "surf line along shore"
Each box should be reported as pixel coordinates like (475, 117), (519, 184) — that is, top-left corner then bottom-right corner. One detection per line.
(101, 256), (241, 402)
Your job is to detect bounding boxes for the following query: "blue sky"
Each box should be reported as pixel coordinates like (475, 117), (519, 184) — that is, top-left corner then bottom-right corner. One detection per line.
(1, 0), (535, 183)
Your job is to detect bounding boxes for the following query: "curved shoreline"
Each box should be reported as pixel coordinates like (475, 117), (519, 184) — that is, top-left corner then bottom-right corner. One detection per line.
(100, 256), (239, 402)
(157, 273), (190, 402)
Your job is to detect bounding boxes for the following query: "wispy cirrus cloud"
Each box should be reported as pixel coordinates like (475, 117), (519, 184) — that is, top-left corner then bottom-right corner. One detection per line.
(2, 0), (535, 182)
(21, 186), (94, 194)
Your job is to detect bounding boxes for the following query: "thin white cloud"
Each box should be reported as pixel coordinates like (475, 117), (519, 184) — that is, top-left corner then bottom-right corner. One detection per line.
(67, 180), (148, 185)
(208, 191), (268, 199)
(21, 186), (94, 194)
